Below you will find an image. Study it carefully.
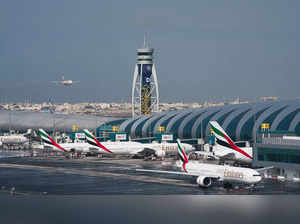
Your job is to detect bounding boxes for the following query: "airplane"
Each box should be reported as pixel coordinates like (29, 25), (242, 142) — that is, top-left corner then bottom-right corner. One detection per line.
(83, 129), (194, 158)
(136, 139), (263, 188)
(39, 128), (161, 157)
(209, 121), (253, 164)
(38, 129), (99, 154)
(0, 130), (30, 145)
(51, 75), (80, 86)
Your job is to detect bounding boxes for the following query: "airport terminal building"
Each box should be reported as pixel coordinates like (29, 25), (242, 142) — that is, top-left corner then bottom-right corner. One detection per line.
(2, 100), (300, 144)
(118, 100), (300, 142)
(253, 137), (300, 180)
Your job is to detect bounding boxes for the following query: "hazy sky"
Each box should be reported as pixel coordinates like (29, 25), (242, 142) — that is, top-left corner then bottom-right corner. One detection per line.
(0, 0), (299, 103)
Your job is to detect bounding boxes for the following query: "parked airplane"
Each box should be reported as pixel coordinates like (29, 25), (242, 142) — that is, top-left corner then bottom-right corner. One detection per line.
(209, 121), (253, 164)
(136, 139), (262, 188)
(51, 75), (80, 86)
(38, 129), (98, 154)
(39, 128), (167, 157)
(83, 129), (194, 158)
(0, 130), (30, 145)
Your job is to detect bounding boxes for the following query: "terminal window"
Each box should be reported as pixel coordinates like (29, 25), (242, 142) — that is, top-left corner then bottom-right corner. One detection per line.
(258, 150), (300, 164)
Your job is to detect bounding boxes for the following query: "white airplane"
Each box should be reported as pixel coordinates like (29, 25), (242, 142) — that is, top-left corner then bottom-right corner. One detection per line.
(51, 75), (80, 86)
(0, 130), (30, 145)
(136, 139), (263, 188)
(83, 129), (194, 158)
(38, 128), (169, 157)
(38, 129), (100, 154)
(209, 121), (253, 164)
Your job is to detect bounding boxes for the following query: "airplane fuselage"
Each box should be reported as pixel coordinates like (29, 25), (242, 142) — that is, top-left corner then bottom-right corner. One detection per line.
(143, 142), (194, 156)
(62, 80), (73, 85)
(178, 161), (261, 185)
(213, 144), (253, 164)
(97, 141), (145, 154)
(0, 135), (28, 144)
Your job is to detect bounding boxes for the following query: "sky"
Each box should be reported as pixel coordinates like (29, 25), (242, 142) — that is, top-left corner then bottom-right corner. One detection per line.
(0, 0), (299, 103)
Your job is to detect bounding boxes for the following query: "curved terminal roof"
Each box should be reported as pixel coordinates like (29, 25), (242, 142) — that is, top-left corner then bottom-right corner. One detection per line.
(0, 110), (121, 132)
(119, 100), (300, 141)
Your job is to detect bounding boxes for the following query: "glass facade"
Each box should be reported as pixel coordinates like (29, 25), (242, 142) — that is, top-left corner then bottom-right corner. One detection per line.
(182, 111), (206, 139)
(216, 109), (236, 125)
(226, 109), (250, 140)
(257, 148), (300, 164)
(277, 109), (300, 130)
(195, 111), (221, 138)
(138, 52), (153, 56)
(239, 107), (270, 141)
(262, 106), (287, 125)
(135, 117), (152, 138)
(119, 100), (300, 141)
(169, 112), (193, 138)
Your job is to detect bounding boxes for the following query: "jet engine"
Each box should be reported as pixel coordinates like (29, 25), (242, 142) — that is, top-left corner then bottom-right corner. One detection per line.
(196, 176), (212, 187)
(155, 150), (166, 158)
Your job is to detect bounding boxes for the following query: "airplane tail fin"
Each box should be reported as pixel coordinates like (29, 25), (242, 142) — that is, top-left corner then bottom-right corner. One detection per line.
(176, 139), (189, 172)
(209, 121), (252, 159)
(83, 129), (112, 153)
(38, 129), (67, 152)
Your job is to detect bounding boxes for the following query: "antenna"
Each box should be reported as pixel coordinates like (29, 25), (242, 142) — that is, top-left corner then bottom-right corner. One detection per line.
(143, 33), (147, 48)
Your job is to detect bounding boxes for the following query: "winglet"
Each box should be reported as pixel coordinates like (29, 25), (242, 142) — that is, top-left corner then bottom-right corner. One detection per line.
(176, 139), (189, 172)
(83, 129), (112, 153)
(209, 121), (253, 160)
(38, 129), (67, 152)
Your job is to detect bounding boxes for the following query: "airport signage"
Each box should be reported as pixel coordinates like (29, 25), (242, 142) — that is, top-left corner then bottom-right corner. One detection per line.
(261, 123), (270, 130)
(161, 134), (173, 141)
(75, 133), (86, 139)
(115, 134), (127, 140)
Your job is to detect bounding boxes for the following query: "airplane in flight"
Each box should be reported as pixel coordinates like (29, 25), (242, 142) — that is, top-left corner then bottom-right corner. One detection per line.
(209, 121), (253, 164)
(51, 75), (80, 86)
(83, 129), (194, 158)
(136, 139), (264, 188)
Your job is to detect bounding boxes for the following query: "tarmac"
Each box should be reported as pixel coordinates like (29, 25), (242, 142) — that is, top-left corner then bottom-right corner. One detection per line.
(1, 156), (300, 195)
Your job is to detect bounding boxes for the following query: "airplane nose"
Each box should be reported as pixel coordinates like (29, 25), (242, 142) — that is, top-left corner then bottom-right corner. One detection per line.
(257, 175), (262, 182)
(255, 175), (262, 183)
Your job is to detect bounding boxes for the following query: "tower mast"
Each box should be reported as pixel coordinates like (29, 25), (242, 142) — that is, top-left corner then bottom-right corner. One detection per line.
(131, 38), (159, 117)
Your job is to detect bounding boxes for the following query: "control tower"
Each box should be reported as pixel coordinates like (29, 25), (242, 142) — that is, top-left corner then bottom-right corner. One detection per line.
(131, 38), (159, 117)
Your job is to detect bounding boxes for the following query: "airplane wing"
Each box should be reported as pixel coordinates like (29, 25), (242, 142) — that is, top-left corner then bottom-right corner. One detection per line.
(135, 168), (221, 179)
(218, 152), (236, 160)
(213, 148), (236, 160)
(136, 168), (197, 176)
(255, 166), (274, 172)
(129, 148), (155, 156)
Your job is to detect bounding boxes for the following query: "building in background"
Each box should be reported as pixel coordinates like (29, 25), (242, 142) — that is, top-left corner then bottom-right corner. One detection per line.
(131, 37), (159, 117)
(253, 135), (300, 180)
(119, 100), (300, 142)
